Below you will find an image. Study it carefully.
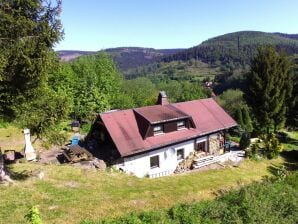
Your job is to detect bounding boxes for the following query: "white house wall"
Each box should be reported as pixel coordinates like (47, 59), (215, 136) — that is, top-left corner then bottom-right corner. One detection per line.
(117, 140), (195, 178)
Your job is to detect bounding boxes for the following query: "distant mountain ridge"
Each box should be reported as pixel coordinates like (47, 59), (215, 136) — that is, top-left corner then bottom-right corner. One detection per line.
(57, 47), (185, 71)
(57, 31), (298, 73)
(165, 31), (298, 65)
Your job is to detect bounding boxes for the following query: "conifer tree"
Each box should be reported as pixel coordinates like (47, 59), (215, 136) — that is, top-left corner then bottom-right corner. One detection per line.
(245, 46), (293, 134)
(0, 0), (63, 118)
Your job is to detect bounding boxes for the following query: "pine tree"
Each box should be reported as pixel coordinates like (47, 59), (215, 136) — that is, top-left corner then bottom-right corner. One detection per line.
(0, 0), (63, 119)
(286, 62), (298, 128)
(244, 46), (293, 134)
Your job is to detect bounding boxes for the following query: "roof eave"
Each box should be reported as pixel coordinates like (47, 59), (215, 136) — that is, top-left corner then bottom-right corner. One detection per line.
(120, 123), (237, 157)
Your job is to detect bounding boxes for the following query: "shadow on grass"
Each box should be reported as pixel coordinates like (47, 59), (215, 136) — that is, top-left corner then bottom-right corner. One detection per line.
(280, 150), (298, 171)
(266, 148), (298, 180)
(277, 131), (298, 147)
(5, 164), (30, 181)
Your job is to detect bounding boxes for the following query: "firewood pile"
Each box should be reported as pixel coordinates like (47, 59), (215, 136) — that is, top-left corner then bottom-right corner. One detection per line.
(62, 145), (93, 163)
(174, 151), (208, 173)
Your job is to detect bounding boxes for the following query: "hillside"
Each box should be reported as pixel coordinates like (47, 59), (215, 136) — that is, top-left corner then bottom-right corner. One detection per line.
(58, 50), (96, 61)
(124, 59), (221, 81)
(58, 47), (184, 71)
(58, 31), (298, 86)
(0, 158), (284, 223)
(165, 31), (298, 66)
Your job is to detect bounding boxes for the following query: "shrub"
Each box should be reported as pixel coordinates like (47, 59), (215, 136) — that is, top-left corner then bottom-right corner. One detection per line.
(263, 134), (283, 159)
(25, 206), (42, 224)
(45, 130), (68, 147)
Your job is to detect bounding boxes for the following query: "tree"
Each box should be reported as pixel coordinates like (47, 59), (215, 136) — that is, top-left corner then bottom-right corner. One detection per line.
(16, 87), (72, 139)
(122, 77), (157, 107)
(70, 53), (122, 120)
(240, 132), (251, 150)
(242, 106), (253, 133)
(286, 61), (298, 129)
(217, 89), (246, 117)
(245, 46), (293, 134)
(0, 0), (63, 119)
(235, 107), (244, 127)
(176, 81), (210, 102)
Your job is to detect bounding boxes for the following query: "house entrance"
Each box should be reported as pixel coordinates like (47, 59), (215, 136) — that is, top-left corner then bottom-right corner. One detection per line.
(196, 141), (207, 152)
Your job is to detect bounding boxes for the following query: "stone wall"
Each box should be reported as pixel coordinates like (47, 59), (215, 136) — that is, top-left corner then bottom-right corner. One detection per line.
(208, 133), (224, 155)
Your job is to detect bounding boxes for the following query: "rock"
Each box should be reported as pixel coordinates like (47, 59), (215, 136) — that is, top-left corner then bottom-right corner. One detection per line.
(48, 205), (59, 210)
(93, 158), (106, 170)
(31, 169), (45, 180)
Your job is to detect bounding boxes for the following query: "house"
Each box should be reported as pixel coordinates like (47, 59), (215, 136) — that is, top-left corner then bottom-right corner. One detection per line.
(87, 92), (237, 178)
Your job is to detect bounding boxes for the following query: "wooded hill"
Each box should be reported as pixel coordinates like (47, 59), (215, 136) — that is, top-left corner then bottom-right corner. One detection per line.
(58, 31), (298, 95)
(164, 31), (298, 66)
(123, 31), (298, 92)
(58, 47), (184, 71)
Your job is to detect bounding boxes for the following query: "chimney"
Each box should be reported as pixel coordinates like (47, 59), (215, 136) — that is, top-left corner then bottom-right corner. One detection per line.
(157, 91), (169, 105)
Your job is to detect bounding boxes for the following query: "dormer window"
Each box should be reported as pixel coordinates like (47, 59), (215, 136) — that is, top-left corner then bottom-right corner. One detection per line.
(153, 125), (164, 135)
(177, 120), (186, 130)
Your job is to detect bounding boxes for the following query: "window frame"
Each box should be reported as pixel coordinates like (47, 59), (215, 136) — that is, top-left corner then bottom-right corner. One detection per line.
(153, 124), (164, 135)
(177, 120), (186, 130)
(150, 155), (160, 169)
(176, 148), (184, 160)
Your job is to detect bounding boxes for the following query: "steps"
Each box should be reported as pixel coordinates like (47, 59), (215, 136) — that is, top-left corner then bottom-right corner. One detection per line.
(192, 155), (220, 169)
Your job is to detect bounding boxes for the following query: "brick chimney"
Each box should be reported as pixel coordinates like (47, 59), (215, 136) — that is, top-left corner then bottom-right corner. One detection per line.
(157, 91), (169, 105)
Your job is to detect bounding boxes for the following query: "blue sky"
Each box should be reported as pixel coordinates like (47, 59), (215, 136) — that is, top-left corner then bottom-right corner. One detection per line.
(55, 0), (298, 51)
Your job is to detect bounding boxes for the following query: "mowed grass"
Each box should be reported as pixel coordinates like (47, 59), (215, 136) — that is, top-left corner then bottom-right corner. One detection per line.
(0, 158), (284, 224)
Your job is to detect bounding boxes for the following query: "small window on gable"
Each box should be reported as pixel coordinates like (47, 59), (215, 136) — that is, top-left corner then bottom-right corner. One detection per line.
(153, 125), (163, 135)
(177, 148), (184, 160)
(177, 120), (186, 130)
(150, 155), (159, 169)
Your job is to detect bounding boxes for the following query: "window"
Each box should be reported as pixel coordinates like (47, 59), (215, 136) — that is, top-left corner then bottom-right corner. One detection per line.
(177, 148), (184, 160)
(153, 125), (163, 135)
(177, 120), (186, 130)
(150, 155), (159, 168)
(196, 141), (206, 152)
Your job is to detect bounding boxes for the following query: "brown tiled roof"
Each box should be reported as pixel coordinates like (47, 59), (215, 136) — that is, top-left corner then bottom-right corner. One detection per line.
(133, 104), (189, 124)
(100, 98), (237, 157)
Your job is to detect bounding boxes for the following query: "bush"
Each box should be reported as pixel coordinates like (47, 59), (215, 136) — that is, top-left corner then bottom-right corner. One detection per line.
(245, 142), (261, 160)
(81, 123), (92, 134)
(263, 134), (283, 159)
(25, 206), (42, 224)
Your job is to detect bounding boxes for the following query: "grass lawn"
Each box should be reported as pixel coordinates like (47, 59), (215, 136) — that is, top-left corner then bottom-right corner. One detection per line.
(0, 158), (284, 224)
